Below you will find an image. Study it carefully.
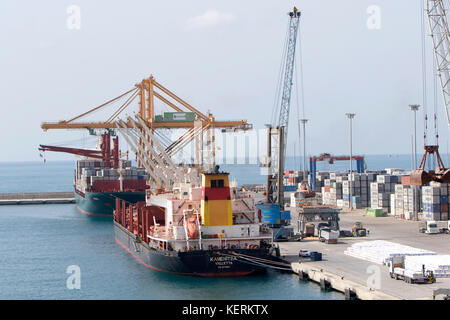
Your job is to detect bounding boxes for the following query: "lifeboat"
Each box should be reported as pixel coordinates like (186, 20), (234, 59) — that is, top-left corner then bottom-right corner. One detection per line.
(186, 216), (199, 239)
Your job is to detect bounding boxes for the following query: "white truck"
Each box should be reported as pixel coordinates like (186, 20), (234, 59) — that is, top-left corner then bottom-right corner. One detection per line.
(388, 256), (436, 284)
(419, 220), (449, 234)
(319, 227), (339, 244)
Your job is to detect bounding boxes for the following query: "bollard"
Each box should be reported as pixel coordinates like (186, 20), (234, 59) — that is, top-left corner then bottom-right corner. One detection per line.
(298, 271), (309, 280)
(320, 278), (330, 290)
(345, 288), (357, 300)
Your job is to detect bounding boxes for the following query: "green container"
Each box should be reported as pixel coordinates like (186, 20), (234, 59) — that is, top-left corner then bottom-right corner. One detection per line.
(365, 208), (384, 217)
(157, 112), (196, 122)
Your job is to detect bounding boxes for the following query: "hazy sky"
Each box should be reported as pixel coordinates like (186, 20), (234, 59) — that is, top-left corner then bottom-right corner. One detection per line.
(1, 0), (448, 162)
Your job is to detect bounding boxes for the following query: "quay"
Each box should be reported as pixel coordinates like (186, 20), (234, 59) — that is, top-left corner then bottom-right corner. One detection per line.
(0, 192), (75, 205)
(279, 209), (450, 300)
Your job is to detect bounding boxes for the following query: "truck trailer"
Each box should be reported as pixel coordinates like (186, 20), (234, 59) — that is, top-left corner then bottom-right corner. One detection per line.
(388, 256), (436, 284)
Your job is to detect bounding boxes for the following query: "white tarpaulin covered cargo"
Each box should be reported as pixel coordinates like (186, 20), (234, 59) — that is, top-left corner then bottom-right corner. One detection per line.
(344, 240), (436, 264)
(404, 255), (450, 278)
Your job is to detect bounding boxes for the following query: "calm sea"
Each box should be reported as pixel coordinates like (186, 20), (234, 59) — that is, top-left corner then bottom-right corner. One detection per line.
(0, 155), (414, 300)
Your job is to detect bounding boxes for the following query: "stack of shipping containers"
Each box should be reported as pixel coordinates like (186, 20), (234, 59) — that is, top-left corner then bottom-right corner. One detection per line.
(422, 184), (449, 221)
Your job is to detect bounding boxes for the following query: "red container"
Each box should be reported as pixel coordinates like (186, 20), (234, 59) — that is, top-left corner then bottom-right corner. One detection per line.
(401, 176), (411, 185)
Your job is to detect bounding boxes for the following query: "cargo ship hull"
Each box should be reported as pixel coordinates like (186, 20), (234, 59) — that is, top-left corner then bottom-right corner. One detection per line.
(114, 222), (275, 276)
(75, 190), (145, 217)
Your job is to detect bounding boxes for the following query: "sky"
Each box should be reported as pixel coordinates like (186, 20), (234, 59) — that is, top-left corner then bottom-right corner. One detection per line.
(1, 0), (449, 162)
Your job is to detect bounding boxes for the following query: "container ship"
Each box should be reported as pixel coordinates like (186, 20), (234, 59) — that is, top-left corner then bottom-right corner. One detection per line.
(113, 168), (286, 276)
(40, 131), (148, 217)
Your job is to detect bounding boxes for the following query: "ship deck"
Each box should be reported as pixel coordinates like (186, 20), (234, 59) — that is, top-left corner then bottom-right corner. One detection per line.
(147, 229), (273, 243)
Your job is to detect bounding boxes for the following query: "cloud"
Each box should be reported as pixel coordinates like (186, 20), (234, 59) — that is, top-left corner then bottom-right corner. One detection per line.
(186, 10), (235, 30)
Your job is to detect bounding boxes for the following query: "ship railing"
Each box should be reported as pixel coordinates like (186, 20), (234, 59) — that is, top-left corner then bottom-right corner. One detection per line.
(147, 234), (272, 243)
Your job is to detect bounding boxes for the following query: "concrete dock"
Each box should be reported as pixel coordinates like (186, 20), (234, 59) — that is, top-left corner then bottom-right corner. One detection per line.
(280, 209), (450, 300)
(0, 192), (75, 205)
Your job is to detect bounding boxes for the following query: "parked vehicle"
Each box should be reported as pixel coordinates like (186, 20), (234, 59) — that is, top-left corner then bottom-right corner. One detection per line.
(419, 221), (446, 234)
(298, 249), (310, 258)
(388, 256), (436, 284)
(339, 229), (353, 237)
(351, 222), (367, 237)
(319, 227), (339, 244)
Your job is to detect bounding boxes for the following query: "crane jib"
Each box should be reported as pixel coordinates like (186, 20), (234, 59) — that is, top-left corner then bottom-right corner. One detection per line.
(277, 12), (301, 143)
(425, 0), (450, 130)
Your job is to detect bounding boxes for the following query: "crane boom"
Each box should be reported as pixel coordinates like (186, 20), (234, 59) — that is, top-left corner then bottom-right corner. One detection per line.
(277, 8), (301, 142)
(426, 0), (450, 130)
(38, 145), (103, 159)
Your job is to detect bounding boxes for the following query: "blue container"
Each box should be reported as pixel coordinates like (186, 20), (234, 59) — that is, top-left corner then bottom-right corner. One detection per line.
(284, 185), (297, 192)
(256, 204), (283, 225)
(280, 210), (291, 221)
(310, 252), (322, 261)
(343, 195), (350, 201)
(423, 203), (440, 212)
(352, 196), (361, 203)
(441, 195), (448, 204)
(427, 204), (440, 212)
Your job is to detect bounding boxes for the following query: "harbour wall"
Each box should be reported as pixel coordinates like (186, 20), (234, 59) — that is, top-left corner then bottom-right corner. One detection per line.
(0, 192), (75, 205)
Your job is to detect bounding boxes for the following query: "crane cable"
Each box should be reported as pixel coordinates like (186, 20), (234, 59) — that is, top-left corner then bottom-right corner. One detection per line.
(66, 87), (137, 123)
(270, 19), (291, 127)
(294, 25), (306, 171)
(106, 88), (140, 123)
(421, 0), (430, 169)
(294, 48), (301, 171)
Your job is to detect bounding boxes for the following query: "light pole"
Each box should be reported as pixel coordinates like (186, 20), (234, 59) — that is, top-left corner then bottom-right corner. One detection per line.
(409, 104), (420, 221)
(346, 113), (355, 210)
(299, 119), (308, 181)
(409, 104), (420, 169)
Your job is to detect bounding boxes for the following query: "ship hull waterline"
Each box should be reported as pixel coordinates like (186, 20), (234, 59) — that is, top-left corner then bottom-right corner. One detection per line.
(75, 190), (145, 217)
(114, 222), (279, 277)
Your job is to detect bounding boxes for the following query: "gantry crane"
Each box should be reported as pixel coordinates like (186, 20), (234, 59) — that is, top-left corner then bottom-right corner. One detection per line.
(41, 75), (252, 174)
(309, 153), (365, 190)
(41, 76), (249, 131)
